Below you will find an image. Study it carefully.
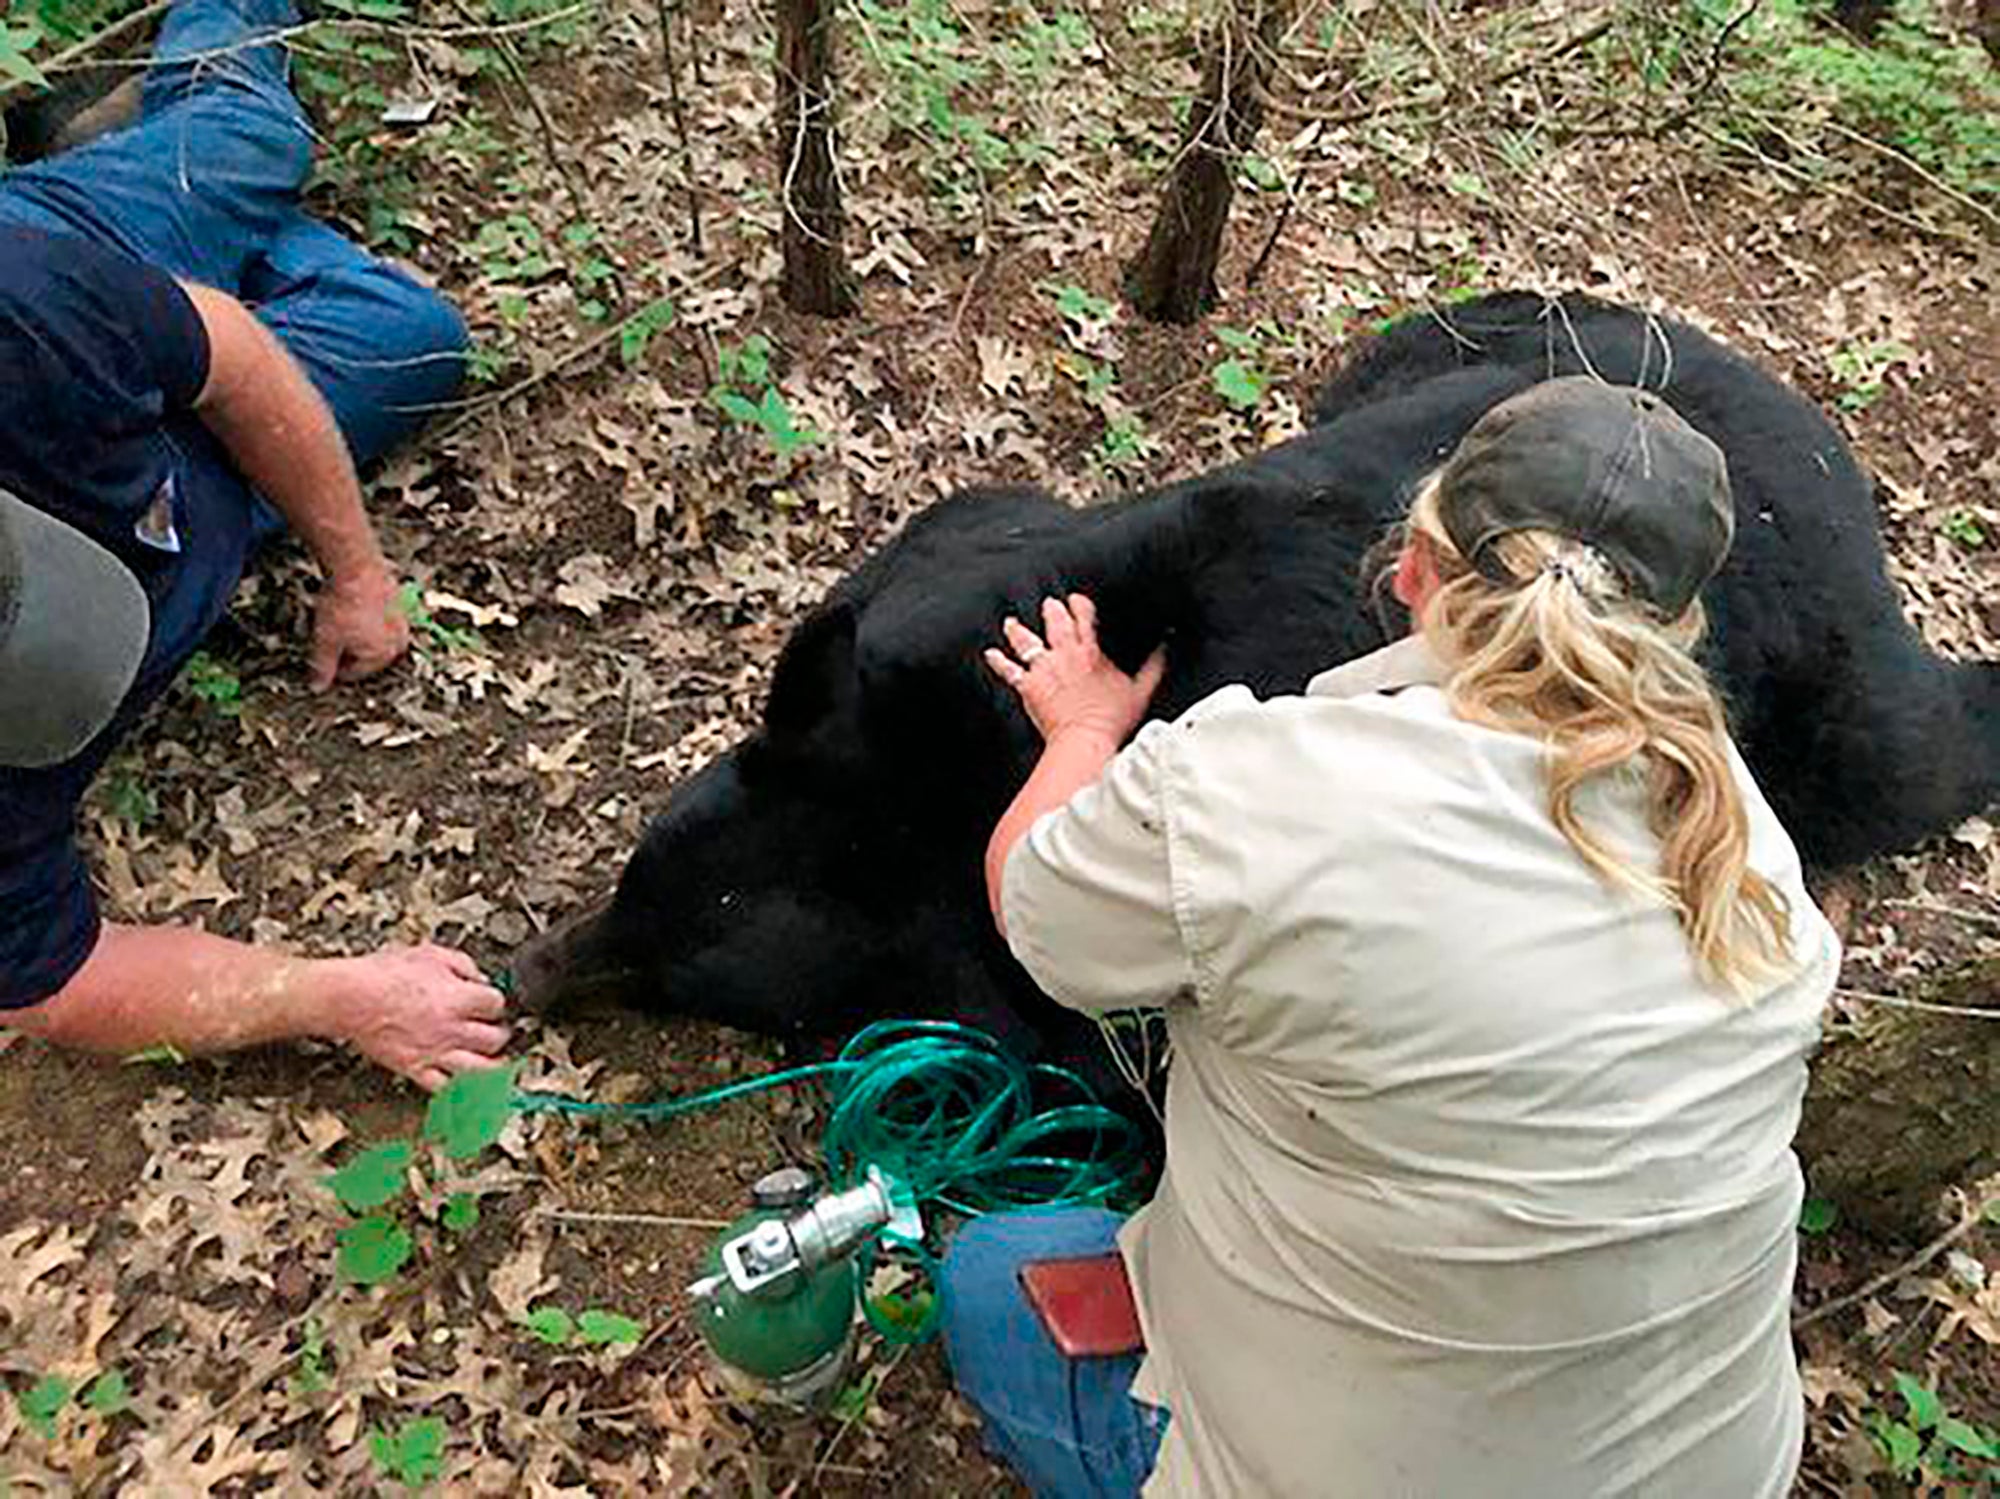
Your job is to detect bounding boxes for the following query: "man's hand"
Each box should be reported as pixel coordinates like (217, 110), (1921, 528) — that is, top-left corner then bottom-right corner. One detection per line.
(180, 282), (412, 693)
(324, 944), (510, 1091)
(12, 926), (510, 1091)
(311, 563), (411, 692)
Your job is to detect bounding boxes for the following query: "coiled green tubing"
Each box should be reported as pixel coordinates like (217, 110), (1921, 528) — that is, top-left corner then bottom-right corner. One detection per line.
(513, 1018), (1154, 1219)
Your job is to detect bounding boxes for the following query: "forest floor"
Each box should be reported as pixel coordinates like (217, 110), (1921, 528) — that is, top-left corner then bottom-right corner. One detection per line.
(1, 0), (1997, 1492)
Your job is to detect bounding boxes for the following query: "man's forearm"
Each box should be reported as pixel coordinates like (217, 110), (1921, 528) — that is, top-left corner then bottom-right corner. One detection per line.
(984, 728), (1121, 931)
(7, 923), (356, 1058)
(179, 282), (385, 584)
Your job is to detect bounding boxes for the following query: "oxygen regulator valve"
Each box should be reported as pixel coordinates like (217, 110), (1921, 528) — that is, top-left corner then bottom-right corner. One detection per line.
(688, 1164), (922, 1412)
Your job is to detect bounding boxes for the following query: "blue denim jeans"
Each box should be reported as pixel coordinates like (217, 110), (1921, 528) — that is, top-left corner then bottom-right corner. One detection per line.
(940, 1208), (1168, 1498)
(0, 0), (466, 468)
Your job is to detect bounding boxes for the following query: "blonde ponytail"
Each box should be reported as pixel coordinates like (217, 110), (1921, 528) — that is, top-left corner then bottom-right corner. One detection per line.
(1403, 474), (1795, 997)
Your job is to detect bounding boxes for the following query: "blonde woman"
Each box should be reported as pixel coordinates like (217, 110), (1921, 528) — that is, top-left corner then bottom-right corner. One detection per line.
(939, 378), (1841, 1497)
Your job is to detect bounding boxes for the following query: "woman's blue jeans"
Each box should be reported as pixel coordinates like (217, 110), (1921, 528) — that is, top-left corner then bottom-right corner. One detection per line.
(939, 1208), (1168, 1498)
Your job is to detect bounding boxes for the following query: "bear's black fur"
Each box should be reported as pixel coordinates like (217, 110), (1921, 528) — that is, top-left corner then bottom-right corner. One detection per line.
(519, 292), (2000, 1098)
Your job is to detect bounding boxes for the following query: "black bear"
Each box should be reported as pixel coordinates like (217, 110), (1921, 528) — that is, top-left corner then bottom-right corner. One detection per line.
(518, 291), (1999, 1097)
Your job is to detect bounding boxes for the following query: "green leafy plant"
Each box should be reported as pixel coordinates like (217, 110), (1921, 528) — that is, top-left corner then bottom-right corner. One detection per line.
(470, 213), (555, 284)
(371, 1414), (446, 1488)
(708, 335), (820, 462)
(1865, 1371), (2000, 1485)
(1212, 358), (1270, 411)
(1096, 415), (1154, 474)
(1041, 281), (1114, 327)
(0, 19), (48, 87)
(17, 1375), (72, 1440)
(1938, 509), (1987, 549)
(396, 584), (483, 658)
(1238, 153), (1286, 193)
(82, 1370), (129, 1418)
(1211, 322), (1297, 414)
(181, 651), (244, 718)
(324, 1063), (517, 1287)
(104, 769), (158, 830)
(850, 0), (1022, 212)
(1828, 336), (1914, 412)
(618, 297), (677, 367)
(828, 1369), (882, 1424)
(1432, 253), (1487, 306)
(517, 1304), (644, 1347)
(1677, 0), (1999, 205)
(561, 221), (619, 320)
(14, 1368), (127, 1441)
(290, 1318), (331, 1397)
(1797, 1196), (1838, 1235)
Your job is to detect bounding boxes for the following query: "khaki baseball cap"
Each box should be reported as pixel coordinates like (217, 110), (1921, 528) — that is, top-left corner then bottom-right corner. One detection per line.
(0, 489), (151, 768)
(1435, 376), (1735, 617)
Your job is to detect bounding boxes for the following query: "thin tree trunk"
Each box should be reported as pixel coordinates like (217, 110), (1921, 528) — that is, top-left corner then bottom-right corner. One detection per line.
(1796, 960), (2000, 1241)
(774, 0), (856, 317)
(1829, 0), (1893, 42)
(1124, 0), (1293, 325)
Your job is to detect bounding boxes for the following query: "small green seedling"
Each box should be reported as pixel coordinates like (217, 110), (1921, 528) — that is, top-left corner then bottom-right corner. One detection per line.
(1865, 1371), (2000, 1485)
(1828, 338), (1914, 414)
(619, 297), (677, 367)
(1211, 323), (1292, 413)
(105, 769), (158, 830)
(290, 1318), (331, 1396)
(396, 585), (483, 657)
(1797, 1197), (1838, 1235)
(708, 335), (820, 461)
(1097, 415), (1150, 471)
(1939, 510), (1987, 549)
(17, 1375), (71, 1440)
(0, 21), (49, 89)
(370, 1415), (445, 1488)
(325, 1063), (518, 1287)
(181, 651), (244, 718)
(82, 1370), (129, 1418)
(517, 1304), (644, 1347)
(1212, 359), (1270, 411)
(1041, 281), (1113, 325)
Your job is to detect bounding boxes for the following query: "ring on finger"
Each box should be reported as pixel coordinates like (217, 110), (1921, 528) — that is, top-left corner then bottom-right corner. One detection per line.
(1019, 642), (1047, 663)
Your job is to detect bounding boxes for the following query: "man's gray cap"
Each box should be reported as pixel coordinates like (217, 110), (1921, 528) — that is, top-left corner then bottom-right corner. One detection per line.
(1435, 376), (1735, 617)
(0, 488), (151, 769)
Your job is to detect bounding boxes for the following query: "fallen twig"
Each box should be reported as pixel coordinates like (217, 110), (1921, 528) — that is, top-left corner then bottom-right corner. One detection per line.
(535, 1207), (731, 1229)
(1795, 112), (2000, 236)
(50, 2), (601, 79)
(1693, 119), (1982, 248)
(1884, 897), (2000, 933)
(0, 0), (170, 108)
(1794, 1189), (1995, 1330)
(1834, 986), (2000, 1022)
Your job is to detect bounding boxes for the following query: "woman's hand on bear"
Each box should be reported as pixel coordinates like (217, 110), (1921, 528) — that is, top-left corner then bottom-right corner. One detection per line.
(985, 593), (1167, 747)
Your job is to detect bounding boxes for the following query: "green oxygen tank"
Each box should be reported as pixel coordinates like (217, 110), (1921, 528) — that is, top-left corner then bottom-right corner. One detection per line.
(689, 1166), (916, 1413)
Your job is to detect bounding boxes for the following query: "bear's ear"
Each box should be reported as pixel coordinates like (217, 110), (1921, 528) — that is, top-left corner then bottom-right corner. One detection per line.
(765, 602), (859, 747)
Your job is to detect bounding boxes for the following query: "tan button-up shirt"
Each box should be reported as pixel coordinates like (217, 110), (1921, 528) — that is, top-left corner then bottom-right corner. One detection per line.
(1001, 637), (1839, 1498)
